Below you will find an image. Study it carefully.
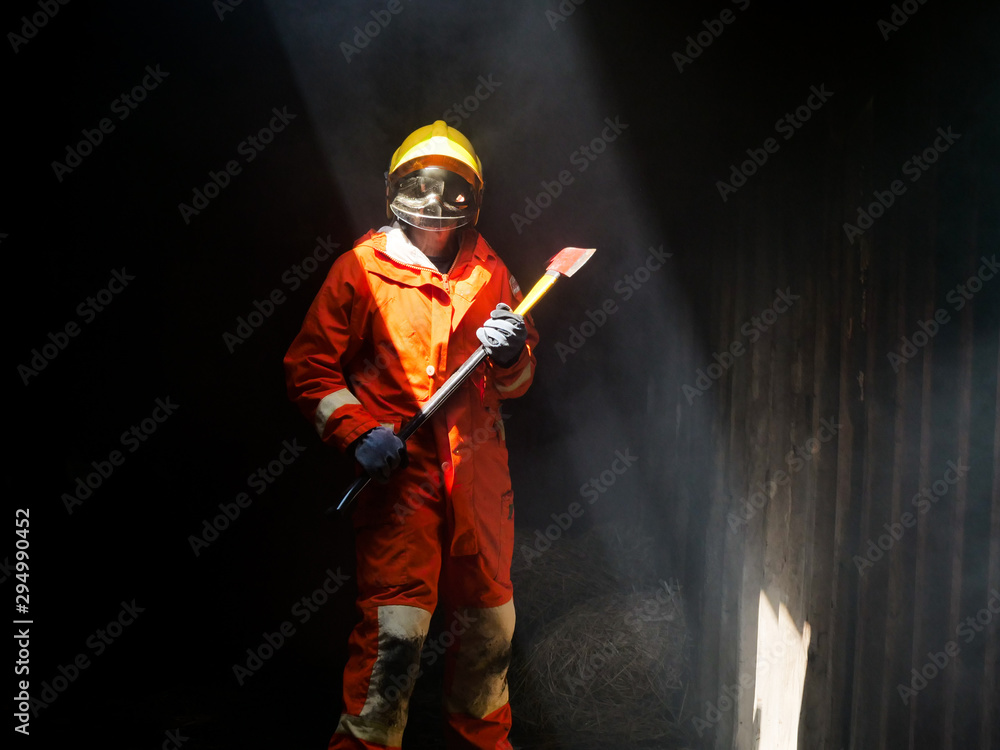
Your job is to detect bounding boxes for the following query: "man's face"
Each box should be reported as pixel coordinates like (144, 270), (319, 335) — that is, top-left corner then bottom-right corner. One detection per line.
(389, 167), (477, 230)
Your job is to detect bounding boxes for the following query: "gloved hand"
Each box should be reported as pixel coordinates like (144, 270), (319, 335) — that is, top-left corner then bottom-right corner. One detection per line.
(477, 303), (526, 366)
(351, 426), (408, 483)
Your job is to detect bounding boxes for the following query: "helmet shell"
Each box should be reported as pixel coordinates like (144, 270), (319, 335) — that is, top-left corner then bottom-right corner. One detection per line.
(386, 120), (484, 225)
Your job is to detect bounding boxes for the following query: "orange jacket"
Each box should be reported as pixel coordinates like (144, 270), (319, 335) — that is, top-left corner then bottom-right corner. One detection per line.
(284, 226), (537, 553)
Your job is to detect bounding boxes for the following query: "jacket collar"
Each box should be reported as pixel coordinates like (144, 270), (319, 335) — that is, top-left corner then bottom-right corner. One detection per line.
(378, 223), (438, 270)
(372, 222), (490, 275)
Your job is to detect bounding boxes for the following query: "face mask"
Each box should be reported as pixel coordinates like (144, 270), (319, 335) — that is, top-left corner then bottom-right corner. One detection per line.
(389, 167), (477, 231)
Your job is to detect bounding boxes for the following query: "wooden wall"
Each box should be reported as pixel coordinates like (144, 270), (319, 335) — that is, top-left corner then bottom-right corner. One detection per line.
(667, 73), (1000, 750)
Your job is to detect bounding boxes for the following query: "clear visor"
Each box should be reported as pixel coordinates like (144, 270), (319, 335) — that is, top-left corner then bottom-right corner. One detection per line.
(389, 167), (477, 231)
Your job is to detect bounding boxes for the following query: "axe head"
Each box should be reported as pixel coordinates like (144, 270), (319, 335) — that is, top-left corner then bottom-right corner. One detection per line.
(545, 247), (596, 278)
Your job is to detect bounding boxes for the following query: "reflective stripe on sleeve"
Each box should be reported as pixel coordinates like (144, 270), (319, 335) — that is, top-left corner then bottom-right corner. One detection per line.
(314, 389), (362, 436)
(495, 363), (532, 394)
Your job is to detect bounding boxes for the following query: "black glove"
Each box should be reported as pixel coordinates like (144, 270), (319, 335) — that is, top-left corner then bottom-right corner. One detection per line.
(351, 426), (408, 483)
(476, 303), (526, 366)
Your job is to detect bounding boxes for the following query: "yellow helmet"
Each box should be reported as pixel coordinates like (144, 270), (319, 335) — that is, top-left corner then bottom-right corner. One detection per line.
(386, 120), (484, 229)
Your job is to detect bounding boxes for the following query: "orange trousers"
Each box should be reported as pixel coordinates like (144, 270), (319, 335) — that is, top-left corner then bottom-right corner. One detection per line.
(329, 426), (516, 750)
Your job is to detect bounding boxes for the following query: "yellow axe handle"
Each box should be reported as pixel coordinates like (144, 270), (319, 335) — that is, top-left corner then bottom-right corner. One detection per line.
(513, 272), (558, 316)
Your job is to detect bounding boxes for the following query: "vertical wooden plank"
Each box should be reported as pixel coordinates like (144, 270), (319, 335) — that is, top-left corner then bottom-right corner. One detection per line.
(731, 193), (767, 750)
(696, 213), (735, 750)
(711, 194), (755, 750)
(849, 226), (887, 750)
(908, 286), (938, 750)
(877, 238), (909, 749)
(981, 326), (1000, 749)
(780, 199), (813, 750)
(800, 169), (841, 750)
(756, 194), (799, 749)
(943, 215), (976, 750)
(829, 138), (866, 750)
(883, 166), (926, 750)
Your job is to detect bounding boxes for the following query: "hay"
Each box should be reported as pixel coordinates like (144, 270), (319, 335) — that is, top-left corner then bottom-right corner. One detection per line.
(510, 582), (691, 749)
(511, 522), (664, 632)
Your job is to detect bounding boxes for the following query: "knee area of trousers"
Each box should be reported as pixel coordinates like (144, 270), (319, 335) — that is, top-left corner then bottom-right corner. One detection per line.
(377, 634), (424, 679)
(455, 636), (512, 676)
(482, 641), (512, 676)
(464, 601), (515, 642)
(371, 634), (425, 711)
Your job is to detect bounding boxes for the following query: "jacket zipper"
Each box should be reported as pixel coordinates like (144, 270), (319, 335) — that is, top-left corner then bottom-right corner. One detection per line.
(441, 251), (461, 294)
(374, 247), (456, 295)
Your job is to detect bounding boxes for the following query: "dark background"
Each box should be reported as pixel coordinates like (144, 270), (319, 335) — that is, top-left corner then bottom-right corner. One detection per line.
(7, 1), (999, 748)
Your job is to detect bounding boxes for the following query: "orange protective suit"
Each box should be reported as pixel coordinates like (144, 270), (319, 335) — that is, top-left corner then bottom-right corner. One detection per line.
(284, 223), (537, 749)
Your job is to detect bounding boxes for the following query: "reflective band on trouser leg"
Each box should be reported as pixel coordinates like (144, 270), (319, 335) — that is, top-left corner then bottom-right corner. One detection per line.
(331, 434), (445, 750)
(332, 605), (432, 749)
(443, 599), (515, 748)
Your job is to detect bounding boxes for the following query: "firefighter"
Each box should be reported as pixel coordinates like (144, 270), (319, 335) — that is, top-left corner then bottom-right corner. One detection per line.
(284, 120), (537, 749)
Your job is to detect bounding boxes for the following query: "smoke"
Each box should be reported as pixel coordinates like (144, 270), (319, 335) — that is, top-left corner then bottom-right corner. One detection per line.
(261, 0), (712, 542)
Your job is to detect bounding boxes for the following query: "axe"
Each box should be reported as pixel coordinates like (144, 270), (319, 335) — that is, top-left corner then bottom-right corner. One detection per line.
(328, 246), (596, 514)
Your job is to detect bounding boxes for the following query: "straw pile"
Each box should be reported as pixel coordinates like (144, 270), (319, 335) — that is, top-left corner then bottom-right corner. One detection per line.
(510, 522), (663, 633)
(509, 524), (692, 749)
